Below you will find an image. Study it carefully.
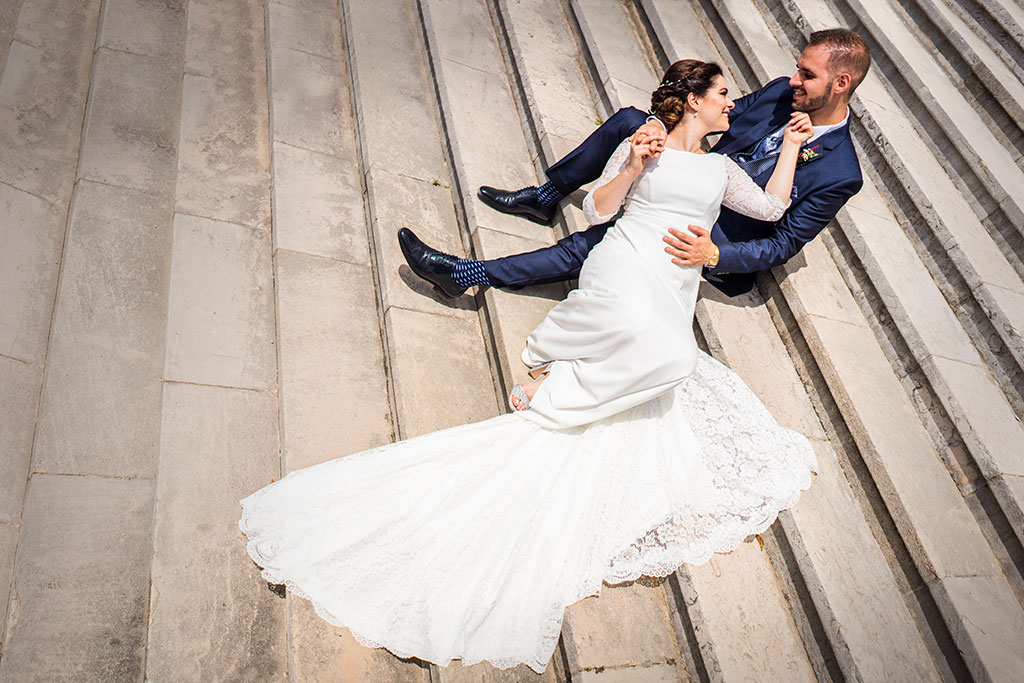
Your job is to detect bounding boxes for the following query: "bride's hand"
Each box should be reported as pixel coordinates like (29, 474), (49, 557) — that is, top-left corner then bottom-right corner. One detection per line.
(627, 135), (654, 175)
(783, 112), (813, 146)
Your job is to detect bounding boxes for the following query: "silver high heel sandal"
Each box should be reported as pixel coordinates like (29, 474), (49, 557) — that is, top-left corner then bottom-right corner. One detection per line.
(509, 384), (530, 411)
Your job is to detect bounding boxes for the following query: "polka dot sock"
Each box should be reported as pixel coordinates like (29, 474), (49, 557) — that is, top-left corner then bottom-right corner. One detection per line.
(452, 259), (490, 287)
(536, 181), (564, 207)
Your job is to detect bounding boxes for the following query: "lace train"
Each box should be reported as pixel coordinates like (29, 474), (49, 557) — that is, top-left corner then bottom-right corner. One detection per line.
(239, 351), (816, 673)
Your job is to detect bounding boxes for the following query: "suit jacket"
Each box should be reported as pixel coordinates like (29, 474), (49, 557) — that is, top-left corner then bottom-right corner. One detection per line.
(705, 76), (863, 295)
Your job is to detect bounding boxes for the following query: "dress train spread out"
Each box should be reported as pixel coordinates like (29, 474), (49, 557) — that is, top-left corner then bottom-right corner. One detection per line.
(239, 352), (816, 673)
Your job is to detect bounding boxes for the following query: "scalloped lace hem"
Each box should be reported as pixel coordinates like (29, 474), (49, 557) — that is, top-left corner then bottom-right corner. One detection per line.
(239, 462), (813, 674)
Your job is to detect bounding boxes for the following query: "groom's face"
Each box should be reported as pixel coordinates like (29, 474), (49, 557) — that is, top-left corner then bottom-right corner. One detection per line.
(789, 45), (836, 113)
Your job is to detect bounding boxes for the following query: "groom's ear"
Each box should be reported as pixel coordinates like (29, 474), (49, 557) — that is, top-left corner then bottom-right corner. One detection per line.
(831, 72), (853, 96)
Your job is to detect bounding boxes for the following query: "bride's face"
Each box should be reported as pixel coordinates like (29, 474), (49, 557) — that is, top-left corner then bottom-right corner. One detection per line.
(696, 75), (734, 133)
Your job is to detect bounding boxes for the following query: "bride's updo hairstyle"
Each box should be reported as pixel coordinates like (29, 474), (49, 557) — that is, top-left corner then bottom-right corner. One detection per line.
(651, 59), (723, 132)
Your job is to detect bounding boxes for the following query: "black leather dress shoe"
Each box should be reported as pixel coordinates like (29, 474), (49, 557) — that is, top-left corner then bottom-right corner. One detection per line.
(397, 228), (467, 298)
(478, 186), (556, 225)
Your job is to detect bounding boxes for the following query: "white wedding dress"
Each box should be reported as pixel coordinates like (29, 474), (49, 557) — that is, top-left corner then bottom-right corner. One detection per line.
(239, 141), (817, 673)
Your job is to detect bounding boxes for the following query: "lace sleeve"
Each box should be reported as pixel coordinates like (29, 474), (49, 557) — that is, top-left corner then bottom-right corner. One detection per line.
(582, 139), (633, 225)
(721, 156), (789, 221)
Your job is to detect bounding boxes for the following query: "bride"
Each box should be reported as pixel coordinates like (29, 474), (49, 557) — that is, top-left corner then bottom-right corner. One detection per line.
(240, 59), (817, 673)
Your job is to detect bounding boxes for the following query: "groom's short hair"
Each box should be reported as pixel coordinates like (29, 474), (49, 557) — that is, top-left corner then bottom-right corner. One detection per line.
(809, 28), (871, 91)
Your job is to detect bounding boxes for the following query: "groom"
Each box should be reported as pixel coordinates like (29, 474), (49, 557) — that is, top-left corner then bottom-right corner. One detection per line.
(400, 28), (870, 298)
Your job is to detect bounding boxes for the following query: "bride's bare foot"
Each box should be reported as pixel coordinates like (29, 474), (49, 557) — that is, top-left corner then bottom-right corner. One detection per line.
(510, 373), (549, 411)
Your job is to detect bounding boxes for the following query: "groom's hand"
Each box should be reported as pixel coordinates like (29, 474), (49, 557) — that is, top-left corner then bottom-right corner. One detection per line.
(630, 121), (666, 158)
(664, 226), (718, 267)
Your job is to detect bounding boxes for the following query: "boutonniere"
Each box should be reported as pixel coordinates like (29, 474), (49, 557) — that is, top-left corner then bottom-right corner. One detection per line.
(798, 145), (822, 164)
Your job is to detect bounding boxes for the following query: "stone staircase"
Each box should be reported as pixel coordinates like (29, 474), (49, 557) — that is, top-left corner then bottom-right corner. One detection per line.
(0, 0), (1021, 680)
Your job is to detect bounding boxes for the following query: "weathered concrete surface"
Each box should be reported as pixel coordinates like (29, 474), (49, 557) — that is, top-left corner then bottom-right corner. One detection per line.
(146, 382), (286, 681)
(0, 182), (66, 365)
(384, 306), (497, 439)
(0, 357), (39, 527)
(275, 249), (392, 473)
(0, 474), (153, 682)
(271, 142), (368, 264)
(77, 48), (182, 195)
(163, 213), (276, 391)
(682, 544), (817, 683)
(96, 0), (186, 59)
(33, 181), (173, 478)
(0, 0), (20, 78)
(561, 582), (685, 676)
(287, 596), (432, 683)
(0, 0), (100, 205)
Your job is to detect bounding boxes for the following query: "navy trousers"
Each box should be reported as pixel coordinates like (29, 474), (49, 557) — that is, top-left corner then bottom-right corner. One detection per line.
(483, 107), (649, 289)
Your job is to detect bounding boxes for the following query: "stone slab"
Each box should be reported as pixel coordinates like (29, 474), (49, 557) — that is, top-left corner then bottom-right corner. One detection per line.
(0, 357), (39, 526)
(0, 0), (19, 79)
(276, 249), (392, 473)
(777, 237), (868, 329)
(344, 0), (449, 181)
(384, 307), (497, 439)
(32, 181), (173, 479)
(682, 542), (816, 683)
(841, 203), (982, 366)
(175, 72), (271, 228)
(0, 182), (67, 365)
(492, 0), (596, 143)
(434, 58), (543, 242)
(923, 355), (1024, 478)
(77, 47), (181, 195)
(695, 283), (938, 680)
(366, 168), (477, 319)
(164, 213), (276, 391)
(147, 382), (286, 681)
(0, 474), (153, 682)
(438, 658), (560, 682)
(272, 142), (369, 264)
(269, 45), (354, 158)
(570, 0), (659, 95)
(268, 0), (340, 59)
(97, 0), (186, 59)
(288, 596), (432, 683)
(992, 474), (1024, 533)
(640, 0), (725, 65)
(0, 522), (15, 646)
(930, 575), (1024, 683)
(0, 0), (99, 205)
(799, 314), (1002, 581)
(575, 664), (682, 683)
(561, 582), (682, 673)
(779, 441), (940, 682)
(183, 0), (266, 82)
(421, 0), (505, 73)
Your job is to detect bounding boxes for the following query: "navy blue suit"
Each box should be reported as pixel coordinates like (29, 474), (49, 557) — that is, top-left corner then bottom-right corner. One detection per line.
(483, 77), (863, 296)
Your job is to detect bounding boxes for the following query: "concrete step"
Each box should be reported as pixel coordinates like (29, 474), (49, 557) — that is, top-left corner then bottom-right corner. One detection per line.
(688, 2), (1024, 680)
(897, 0), (1024, 160)
(264, 0), (420, 675)
(944, 0), (1024, 79)
(0, 0), (176, 674)
(768, 0), (1024, 420)
(143, 0), (286, 680)
(759, 0), (1024, 561)
(825, 0), (1024, 284)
